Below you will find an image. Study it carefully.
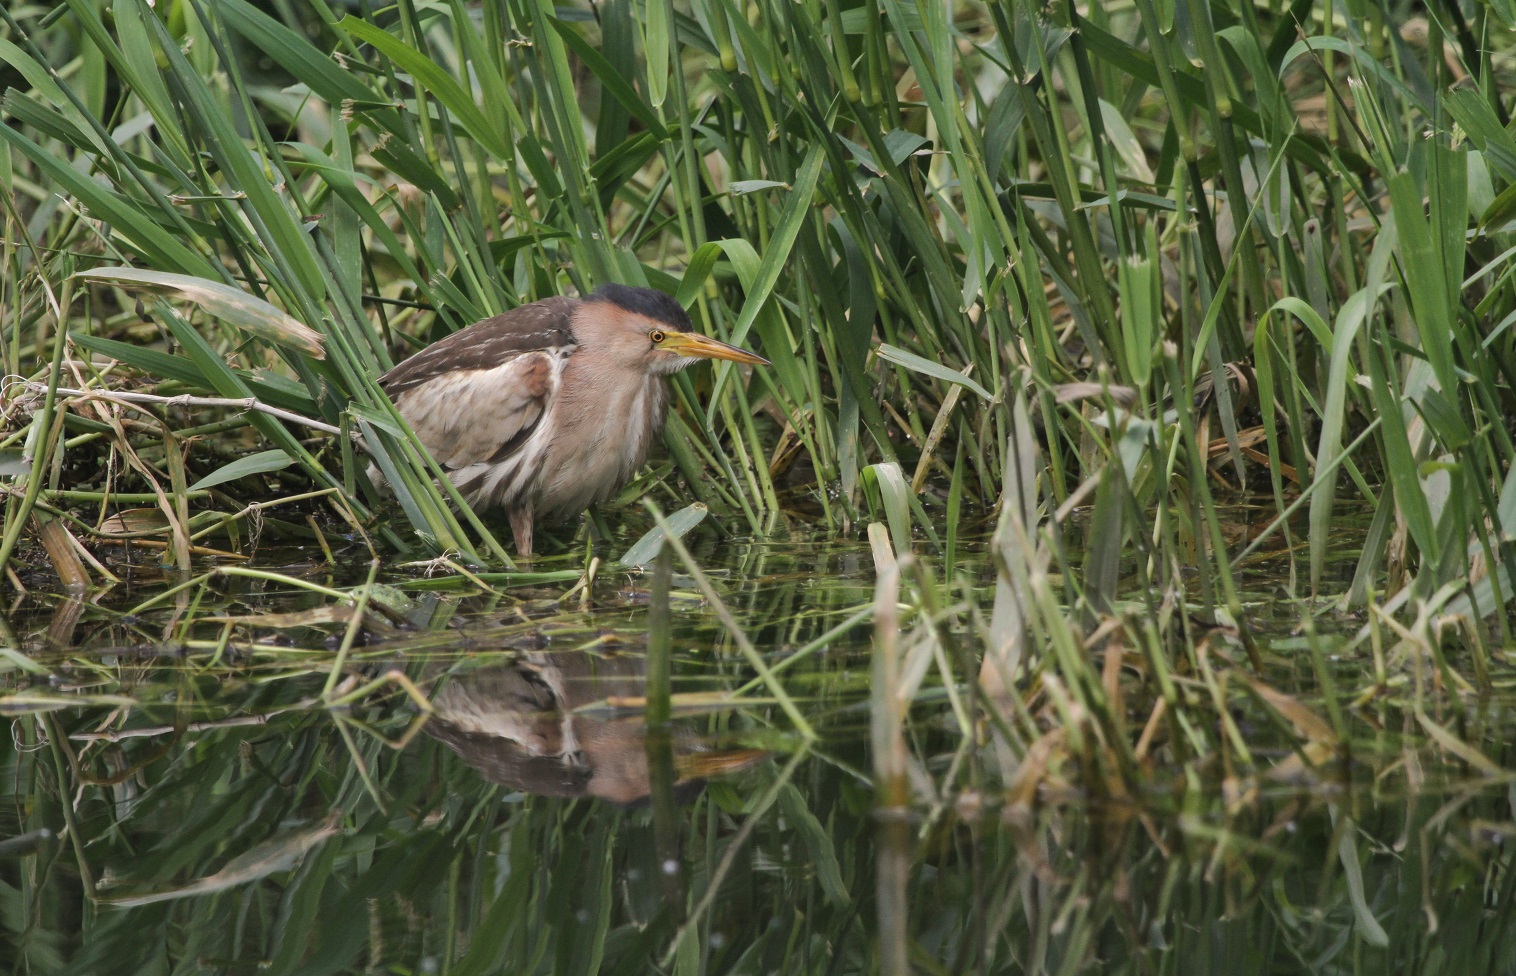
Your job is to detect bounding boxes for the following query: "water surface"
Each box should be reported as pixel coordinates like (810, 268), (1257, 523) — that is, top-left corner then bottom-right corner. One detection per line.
(3, 521), (1513, 975)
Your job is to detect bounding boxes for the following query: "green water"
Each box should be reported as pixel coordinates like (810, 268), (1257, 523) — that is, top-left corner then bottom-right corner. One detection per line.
(2, 526), (1515, 975)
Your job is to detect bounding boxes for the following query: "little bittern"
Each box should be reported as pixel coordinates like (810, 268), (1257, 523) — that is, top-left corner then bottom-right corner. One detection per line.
(379, 284), (768, 555)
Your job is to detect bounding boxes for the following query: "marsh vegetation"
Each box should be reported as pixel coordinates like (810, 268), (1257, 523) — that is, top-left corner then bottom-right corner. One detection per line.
(3, 0), (1516, 972)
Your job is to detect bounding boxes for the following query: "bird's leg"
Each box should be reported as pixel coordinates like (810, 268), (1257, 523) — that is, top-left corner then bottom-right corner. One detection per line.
(509, 502), (534, 557)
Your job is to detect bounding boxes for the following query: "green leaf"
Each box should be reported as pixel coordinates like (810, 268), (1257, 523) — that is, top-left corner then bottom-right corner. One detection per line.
(1098, 99), (1154, 183)
(1307, 284), (1386, 589)
(0, 647), (47, 675)
(729, 180), (790, 195)
(862, 462), (912, 556)
(619, 503), (708, 566)
(776, 783), (849, 905)
(674, 242), (727, 309)
(0, 451), (30, 479)
(187, 449), (295, 492)
(1389, 169), (1456, 392)
(875, 344), (992, 400)
(643, 0), (671, 108)
(70, 332), (212, 388)
(1444, 87), (1516, 181)
(1117, 249), (1158, 387)
(1335, 814), (1389, 947)
(69, 332), (319, 413)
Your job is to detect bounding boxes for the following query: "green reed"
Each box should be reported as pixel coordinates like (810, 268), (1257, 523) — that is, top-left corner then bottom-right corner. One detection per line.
(0, 0), (1509, 634)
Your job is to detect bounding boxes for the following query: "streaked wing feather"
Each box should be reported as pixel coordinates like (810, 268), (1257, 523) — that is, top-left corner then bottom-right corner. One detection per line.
(379, 297), (577, 398)
(392, 352), (559, 470)
(381, 298), (577, 471)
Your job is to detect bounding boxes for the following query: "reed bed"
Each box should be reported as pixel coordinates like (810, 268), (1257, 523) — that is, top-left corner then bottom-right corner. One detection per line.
(3, 0), (1516, 971)
(0, 0), (1507, 605)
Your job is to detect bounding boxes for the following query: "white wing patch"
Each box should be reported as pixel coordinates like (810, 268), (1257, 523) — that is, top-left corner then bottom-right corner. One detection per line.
(394, 351), (561, 471)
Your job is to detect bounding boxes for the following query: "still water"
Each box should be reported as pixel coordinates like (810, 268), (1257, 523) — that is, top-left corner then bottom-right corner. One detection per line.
(2, 525), (1514, 975)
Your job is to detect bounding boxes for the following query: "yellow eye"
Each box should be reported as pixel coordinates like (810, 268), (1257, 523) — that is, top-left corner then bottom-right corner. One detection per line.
(650, 329), (666, 344)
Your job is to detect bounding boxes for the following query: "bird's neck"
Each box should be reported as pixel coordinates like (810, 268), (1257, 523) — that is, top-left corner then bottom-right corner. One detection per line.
(630, 372), (669, 448)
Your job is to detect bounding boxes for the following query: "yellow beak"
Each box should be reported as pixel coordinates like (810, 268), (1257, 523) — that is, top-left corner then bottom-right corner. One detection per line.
(661, 331), (770, 366)
(675, 749), (770, 780)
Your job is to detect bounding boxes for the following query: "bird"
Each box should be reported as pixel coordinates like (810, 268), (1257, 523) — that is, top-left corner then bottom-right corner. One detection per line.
(377, 284), (768, 556)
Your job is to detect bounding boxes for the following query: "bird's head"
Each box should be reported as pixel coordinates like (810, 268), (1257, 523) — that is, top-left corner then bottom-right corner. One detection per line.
(583, 284), (770, 375)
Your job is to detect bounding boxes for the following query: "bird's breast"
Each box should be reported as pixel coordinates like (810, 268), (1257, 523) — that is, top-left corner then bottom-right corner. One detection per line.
(536, 366), (667, 517)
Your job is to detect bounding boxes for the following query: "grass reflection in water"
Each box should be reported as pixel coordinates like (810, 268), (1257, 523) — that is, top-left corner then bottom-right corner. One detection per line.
(2, 527), (1514, 976)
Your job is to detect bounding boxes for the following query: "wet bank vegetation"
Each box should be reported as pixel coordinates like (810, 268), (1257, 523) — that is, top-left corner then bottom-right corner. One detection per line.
(3, 0), (1516, 973)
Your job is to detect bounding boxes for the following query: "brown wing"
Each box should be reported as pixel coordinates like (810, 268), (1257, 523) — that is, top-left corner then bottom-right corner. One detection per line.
(380, 298), (577, 470)
(379, 297), (577, 397)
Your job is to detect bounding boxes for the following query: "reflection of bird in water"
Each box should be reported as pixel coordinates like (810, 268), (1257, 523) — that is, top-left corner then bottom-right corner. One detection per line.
(425, 651), (765, 805)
